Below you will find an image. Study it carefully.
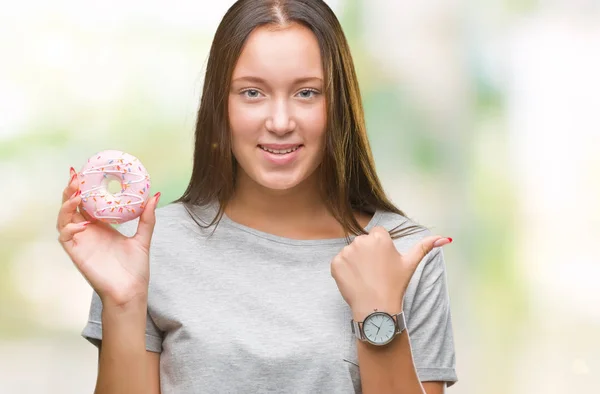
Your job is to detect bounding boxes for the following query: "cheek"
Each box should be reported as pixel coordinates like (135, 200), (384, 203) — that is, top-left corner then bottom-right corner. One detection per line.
(228, 98), (263, 147)
(299, 105), (327, 148)
(230, 104), (262, 127)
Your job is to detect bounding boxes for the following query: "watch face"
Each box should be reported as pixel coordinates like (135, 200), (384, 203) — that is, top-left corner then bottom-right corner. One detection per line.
(363, 312), (396, 345)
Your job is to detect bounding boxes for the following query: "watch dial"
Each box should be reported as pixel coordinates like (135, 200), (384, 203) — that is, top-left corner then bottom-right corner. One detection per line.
(363, 313), (396, 344)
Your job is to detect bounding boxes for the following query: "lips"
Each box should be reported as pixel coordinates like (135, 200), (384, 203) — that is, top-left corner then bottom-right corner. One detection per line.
(257, 144), (303, 165)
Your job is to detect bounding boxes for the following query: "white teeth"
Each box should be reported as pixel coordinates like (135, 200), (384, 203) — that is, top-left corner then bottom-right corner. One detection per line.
(259, 145), (300, 154)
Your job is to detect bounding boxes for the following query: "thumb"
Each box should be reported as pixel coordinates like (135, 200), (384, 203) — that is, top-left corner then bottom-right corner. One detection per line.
(406, 235), (452, 265)
(134, 192), (160, 248)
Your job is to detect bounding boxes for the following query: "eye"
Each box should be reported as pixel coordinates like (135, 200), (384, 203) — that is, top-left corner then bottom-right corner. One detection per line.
(296, 89), (319, 99)
(241, 89), (263, 99)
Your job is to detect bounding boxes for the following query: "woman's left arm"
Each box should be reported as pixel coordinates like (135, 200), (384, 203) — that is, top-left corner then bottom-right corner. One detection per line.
(355, 327), (444, 394)
(331, 226), (454, 394)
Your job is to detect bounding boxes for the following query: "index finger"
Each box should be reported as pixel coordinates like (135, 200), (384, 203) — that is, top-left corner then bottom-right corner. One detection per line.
(62, 167), (78, 203)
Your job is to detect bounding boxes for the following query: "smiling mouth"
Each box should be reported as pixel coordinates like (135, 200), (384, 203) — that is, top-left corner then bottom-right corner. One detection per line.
(257, 145), (303, 154)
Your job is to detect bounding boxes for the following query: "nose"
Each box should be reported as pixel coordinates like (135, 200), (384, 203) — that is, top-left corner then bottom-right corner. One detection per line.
(265, 99), (296, 135)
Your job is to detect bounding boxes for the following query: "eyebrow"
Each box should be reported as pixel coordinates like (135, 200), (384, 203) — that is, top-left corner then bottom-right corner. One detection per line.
(231, 76), (323, 84)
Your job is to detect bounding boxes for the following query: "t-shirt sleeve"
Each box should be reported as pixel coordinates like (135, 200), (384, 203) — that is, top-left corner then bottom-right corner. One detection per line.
(81, 290), (163, 353)
(80, 219), (163, 353)
(407, 248), (458, 387)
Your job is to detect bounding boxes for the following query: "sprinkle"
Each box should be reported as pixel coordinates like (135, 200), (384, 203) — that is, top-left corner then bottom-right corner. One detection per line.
(93, 197), (97, 202)
(139, 190), (144, 194)
(117, 165), (121, 170)
(121, 188), (125, 193)
(108, 160), (113, 164)
(138, 166), (142, 171)
(119, 207), (123, 212)
(132, 209), (135, 213)
(107, 201), (112, 205)
(97, 156), (101, 159)
(127, 200), (131, 204)
(111, 208), (115, 212)
(81, 181), (85, 184)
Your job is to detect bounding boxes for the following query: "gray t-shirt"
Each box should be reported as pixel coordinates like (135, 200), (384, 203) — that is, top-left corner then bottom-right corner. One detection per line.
(82, 202), (457, 393)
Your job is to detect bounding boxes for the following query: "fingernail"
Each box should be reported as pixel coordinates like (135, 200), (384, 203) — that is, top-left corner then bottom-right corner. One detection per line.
(70, 189), (81, 199)
(70, 173), (77, 183)
(433, 237), (452, 247)
(81, 221), (90, 227)
(70, 167), (76, 176)
(154, 192), (161, 204)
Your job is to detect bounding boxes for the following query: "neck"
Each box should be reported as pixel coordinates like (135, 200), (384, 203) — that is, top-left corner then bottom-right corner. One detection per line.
(224, 165), (376, 240)
(226, 170), (330, 225)
(223, 169), (373, 240)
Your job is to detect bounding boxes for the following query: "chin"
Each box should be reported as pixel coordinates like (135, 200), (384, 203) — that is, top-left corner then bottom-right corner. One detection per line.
(256, 174), (303, 191)
(249, 166), (315, 191)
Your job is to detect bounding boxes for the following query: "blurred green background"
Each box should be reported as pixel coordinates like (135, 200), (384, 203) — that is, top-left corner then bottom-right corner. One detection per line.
(1, 0), (599, 393)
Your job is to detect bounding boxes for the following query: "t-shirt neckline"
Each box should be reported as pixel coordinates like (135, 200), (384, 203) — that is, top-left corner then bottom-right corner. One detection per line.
(219, 208), (383, 246)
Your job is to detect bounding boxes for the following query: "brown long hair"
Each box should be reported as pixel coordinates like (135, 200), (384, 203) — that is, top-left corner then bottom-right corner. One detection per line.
(175, 0), (424, 240)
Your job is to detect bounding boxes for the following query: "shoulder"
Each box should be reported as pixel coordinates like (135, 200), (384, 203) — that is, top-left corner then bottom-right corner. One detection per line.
(375, 210), (446, 274)
(376, 210), (449, 289)
(374, 210), (434, 252)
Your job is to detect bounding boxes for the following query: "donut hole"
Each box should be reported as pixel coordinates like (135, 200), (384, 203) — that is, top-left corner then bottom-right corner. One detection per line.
(107, 179), (122, 195)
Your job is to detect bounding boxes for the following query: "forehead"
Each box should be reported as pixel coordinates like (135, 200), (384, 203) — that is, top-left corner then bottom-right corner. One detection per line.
(232, 23), (323, 82)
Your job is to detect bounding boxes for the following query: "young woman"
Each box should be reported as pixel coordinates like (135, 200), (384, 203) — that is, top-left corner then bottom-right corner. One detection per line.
(57, 1), (457, 393)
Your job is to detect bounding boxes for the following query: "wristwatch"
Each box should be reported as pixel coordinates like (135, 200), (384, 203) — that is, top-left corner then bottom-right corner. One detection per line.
(351, 309), (406, 346)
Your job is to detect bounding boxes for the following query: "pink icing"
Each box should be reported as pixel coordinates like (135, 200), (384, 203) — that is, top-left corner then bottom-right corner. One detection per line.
(78, 150), (151, 224)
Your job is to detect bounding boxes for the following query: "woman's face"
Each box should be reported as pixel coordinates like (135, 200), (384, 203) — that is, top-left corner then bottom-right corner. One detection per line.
(228, 23), (327, 191)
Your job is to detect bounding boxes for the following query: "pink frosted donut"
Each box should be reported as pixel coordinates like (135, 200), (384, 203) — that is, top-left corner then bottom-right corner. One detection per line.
(78, 150), (151, 224)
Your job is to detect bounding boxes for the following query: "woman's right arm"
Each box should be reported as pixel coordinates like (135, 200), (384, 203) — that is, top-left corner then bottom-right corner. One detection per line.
(94, 298), (161, 394)
(56, 168), (162, 394)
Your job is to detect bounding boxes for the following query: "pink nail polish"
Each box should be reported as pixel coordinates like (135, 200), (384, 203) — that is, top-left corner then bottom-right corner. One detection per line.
(69, 189), (81, 199)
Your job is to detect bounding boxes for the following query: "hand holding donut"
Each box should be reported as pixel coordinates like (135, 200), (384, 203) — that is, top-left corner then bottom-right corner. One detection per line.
(57, 152), (160, 308)
(330, 226), (452, 320)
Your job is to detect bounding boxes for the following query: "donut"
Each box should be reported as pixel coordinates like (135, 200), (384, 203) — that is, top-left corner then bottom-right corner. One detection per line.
(78, 150), (151, 224)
